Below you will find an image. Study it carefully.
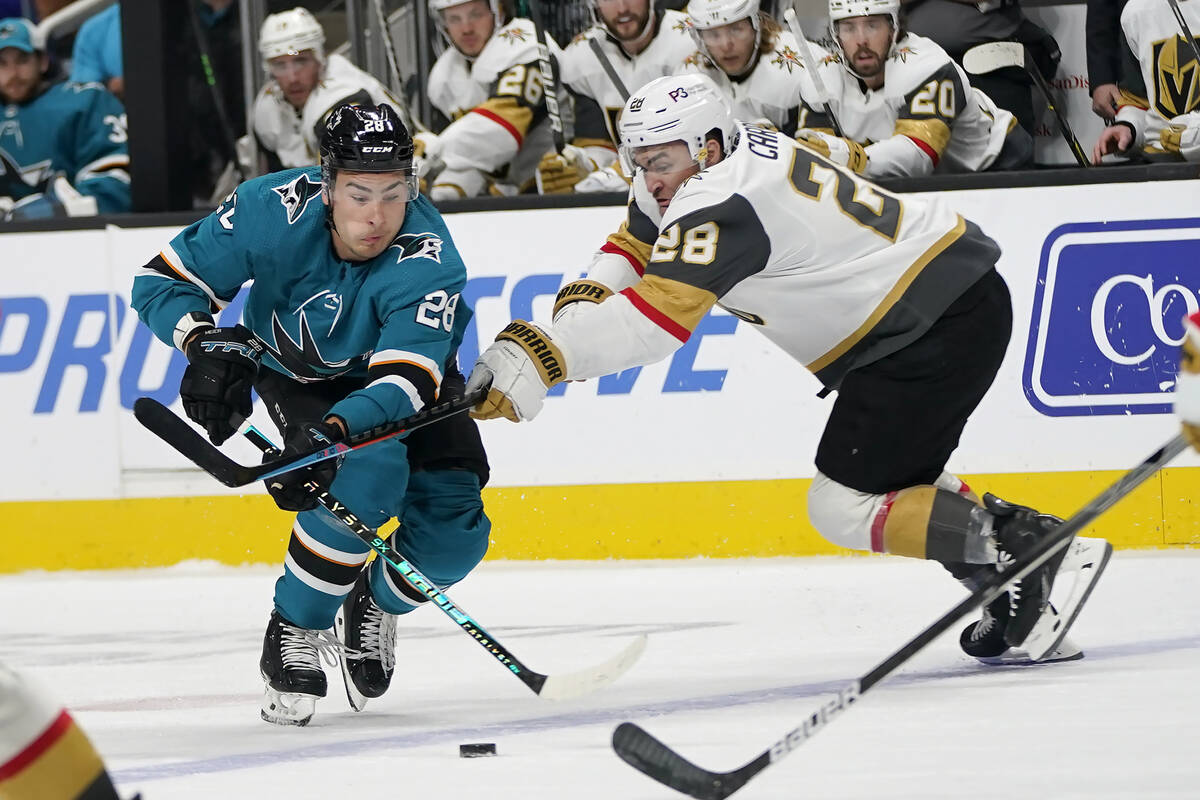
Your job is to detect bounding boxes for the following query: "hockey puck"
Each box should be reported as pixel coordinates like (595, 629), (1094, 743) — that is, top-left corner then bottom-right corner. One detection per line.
(459, 743), (497, 758)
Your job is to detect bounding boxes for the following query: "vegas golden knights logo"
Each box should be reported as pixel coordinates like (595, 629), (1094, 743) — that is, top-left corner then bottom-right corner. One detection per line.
(1151, 35), (1200, 118)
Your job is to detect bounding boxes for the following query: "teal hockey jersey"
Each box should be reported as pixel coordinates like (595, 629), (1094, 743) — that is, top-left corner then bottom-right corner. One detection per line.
(0, 81), (131, 214)
(131, 167), (473, 435)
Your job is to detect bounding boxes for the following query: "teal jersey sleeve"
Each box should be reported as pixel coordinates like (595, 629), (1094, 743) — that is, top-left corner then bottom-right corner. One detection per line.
(131, 175), (267, 348)
(60, 83), (131, 213)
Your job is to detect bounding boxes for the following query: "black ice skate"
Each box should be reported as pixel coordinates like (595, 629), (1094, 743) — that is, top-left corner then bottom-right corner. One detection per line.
(984, 493), (1069, 651)
(260, 609), (340, 726)
(335, 570), (397, 712)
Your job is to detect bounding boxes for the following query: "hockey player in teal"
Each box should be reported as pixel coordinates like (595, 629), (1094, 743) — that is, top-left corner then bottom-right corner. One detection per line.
(0, 18), (130, 220)
(131, 102), (491, 726)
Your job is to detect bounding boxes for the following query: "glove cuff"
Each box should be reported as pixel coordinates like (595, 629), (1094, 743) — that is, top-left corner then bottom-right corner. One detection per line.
(553, 279), (613, 319)
(173, 311), (216, 351)
(495, 320), (567, 387)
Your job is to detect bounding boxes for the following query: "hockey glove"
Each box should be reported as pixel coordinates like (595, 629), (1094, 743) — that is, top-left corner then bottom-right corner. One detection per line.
(180, 324), (263, 445)
(796, 130), (869, 174)
(264, 419), (345, 512)
(466, 320), (567, 422)
(1176, 312), (1200, 451)
(536, 145), (596, 194)
(575, 162), (632, 193)
(4, 177), (99, 221)
(1160, 113), (1200, 162)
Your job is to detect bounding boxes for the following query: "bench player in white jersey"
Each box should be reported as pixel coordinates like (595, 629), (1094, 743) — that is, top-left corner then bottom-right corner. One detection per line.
(1177, 312), (1200, 449)
(468, 74), (1111, 664)
(798, 0), (1032, 179)
(423, 0), (559, 200)
(251, 7), (411, 171)
(1092, 0), (1200, 163)
(680, 0), (822, 137)
(537, 0), (694, 193)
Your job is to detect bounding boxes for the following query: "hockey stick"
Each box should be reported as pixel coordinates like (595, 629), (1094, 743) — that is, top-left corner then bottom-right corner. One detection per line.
(587, 37), (630, 102)
(186, 0), (245, 183)
(784, 8), (845, 137)
(528, 0), (566, 153)
(133, 389), (485, 488)
(368, 0), (431, 134)
(962, 41), (1089, 167)
(612, 433), (1187, 799)
(242, 426), (648, 700)
(1165, 0), (1200, 84)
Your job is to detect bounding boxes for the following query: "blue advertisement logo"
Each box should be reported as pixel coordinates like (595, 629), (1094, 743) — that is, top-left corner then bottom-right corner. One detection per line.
(1023, 218), (1200, 417)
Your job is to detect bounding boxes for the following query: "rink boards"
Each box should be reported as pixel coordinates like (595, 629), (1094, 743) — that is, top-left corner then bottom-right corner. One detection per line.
(1, 178), (1198, 571)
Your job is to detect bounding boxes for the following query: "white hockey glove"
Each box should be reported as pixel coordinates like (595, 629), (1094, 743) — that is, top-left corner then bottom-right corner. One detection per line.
(413, 131), (445, 188)
(535, 145), (596, 194)
(430, 167), (487, 201)
(1160, 113), (1200, 161)
(575, 162), (632, 193)
(796, 130), (869, 174)
(4, 176), (98, 221)
(1176, 312), (1200, 451)
(466, 320), (567, 422)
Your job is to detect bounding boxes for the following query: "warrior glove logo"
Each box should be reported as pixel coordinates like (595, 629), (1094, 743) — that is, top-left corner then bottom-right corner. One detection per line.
(389, 232), (444, 264)
(272, 172), (324, 225)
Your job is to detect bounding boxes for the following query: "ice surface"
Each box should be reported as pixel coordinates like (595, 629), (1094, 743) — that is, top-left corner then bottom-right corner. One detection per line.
(2, 552), (1197, 799)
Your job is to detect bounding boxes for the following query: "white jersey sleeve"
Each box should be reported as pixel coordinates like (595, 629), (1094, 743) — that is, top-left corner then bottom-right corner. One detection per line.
(1118, 0), (1200, 154)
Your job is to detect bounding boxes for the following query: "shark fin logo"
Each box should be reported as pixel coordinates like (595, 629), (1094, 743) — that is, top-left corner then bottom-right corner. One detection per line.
(272, 172), (324, 225)
(389, 232), (444, 264)
(262, 310), (368, 383)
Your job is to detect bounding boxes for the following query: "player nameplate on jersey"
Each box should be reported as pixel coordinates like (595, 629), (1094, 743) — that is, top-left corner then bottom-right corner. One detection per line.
(1023, 218), (1200, 416)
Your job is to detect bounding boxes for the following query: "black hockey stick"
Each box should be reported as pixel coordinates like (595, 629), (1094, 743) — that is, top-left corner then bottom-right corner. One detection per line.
(242, 426), (647, 700)
(186, 0), (245, 183)
(528, 0), (566, 153)
(784, 8), (846, 138)
(587, 37), (630, 102)
(612, 433), (1187, 799)
(133, 389), (485, 488)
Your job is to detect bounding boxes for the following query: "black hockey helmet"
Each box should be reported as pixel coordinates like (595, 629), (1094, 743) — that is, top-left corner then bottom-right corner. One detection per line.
(320, 102), (414, 175)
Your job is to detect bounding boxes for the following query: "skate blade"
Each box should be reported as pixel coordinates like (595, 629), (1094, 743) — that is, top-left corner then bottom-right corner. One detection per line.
(1023, 537), (1113, 662)
(334, 608), (368, 713)
(261, 681), (319, 726)
(975, 635), (1083, 665)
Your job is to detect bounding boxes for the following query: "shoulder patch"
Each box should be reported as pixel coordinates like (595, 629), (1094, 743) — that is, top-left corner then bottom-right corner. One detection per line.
(891, 45), (916, 63)
(771, 46), (802, 73)
(497, 26), (529, 44)
(272, 172), (324, 225)
(389, 232), (444, 264)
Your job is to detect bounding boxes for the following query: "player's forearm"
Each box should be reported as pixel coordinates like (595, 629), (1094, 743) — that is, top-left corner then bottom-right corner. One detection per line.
(864, 135), (936, 178)
(552, 289), (687, 381)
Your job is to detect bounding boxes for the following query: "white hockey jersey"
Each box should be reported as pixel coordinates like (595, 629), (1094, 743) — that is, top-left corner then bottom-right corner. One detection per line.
(558, 9), (695, 160)
(252, 54), (407, 169)
(804, 34), (1017, 178)
(427, 18), (560, 195)
(1116, 0), (1200, 156)
(551, 124), (1000, 389)
(680, 30), (826, 136)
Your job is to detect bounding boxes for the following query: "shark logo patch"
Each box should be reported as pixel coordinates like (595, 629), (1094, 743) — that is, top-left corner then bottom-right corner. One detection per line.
(389, 232), (444, 264)
(272, 172), (324, 225)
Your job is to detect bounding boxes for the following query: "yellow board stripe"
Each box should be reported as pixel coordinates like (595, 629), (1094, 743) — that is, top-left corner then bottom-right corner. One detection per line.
(0, 467), (1196, 572)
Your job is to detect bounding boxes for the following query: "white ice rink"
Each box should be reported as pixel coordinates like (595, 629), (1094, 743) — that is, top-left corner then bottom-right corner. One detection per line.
(3, 551), (1198, 799)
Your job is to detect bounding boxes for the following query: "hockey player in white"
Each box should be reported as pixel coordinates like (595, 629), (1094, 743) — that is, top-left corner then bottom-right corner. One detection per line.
(423, 0), (560, 200)
(798, 0), (1032, 178)
(251, 7), (412, 172)
(1177, 311), (1200, 448)
(468, 74), (1110, 664)
(1091, 0), (1200, 163)
(537, 0), (694, 193)
(680, 0), (823, 137)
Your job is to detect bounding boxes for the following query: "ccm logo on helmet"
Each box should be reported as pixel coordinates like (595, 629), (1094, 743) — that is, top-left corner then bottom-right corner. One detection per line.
(668, 87), (690, 101)
(362, 146), (394, 153)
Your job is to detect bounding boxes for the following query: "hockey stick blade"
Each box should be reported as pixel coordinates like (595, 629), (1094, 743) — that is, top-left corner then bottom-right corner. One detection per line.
(613, 434), (1187, 798)
(133, 389), (486, 488)
(962, 41), (1024, 75)
(241, 425), (647, 700)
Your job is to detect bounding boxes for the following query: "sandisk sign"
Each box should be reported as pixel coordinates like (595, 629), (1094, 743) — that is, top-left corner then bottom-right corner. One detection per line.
(1023, 218), (1200, 416)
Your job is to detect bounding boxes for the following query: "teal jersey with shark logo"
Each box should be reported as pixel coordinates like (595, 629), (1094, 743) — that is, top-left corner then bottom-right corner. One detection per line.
(0, 81), (131, 213)
(132, 166), (472, 435)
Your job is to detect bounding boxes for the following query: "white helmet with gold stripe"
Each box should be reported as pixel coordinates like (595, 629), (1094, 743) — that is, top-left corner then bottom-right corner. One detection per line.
(258, 7), (325, 69)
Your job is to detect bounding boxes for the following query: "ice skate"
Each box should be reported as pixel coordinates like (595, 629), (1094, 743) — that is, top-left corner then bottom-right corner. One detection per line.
(259, 609), (342, 726)
(335, 570), (397, 712)
(984, 494), (1069, 650)
(1017, 536), (1112, 661)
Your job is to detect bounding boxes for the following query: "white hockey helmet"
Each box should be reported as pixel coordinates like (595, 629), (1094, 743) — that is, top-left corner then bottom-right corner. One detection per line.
(259, 7), (325, 69)
(828, 0), (900, 78)
(685, 0), (761, 69)
(618, 74), (736, 174)
(429, 0), (504, 42)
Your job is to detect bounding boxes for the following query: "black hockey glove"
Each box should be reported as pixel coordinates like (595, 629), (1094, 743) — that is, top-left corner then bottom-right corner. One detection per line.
(264, 420), (345, 512)
(180, 325), (263, 445)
